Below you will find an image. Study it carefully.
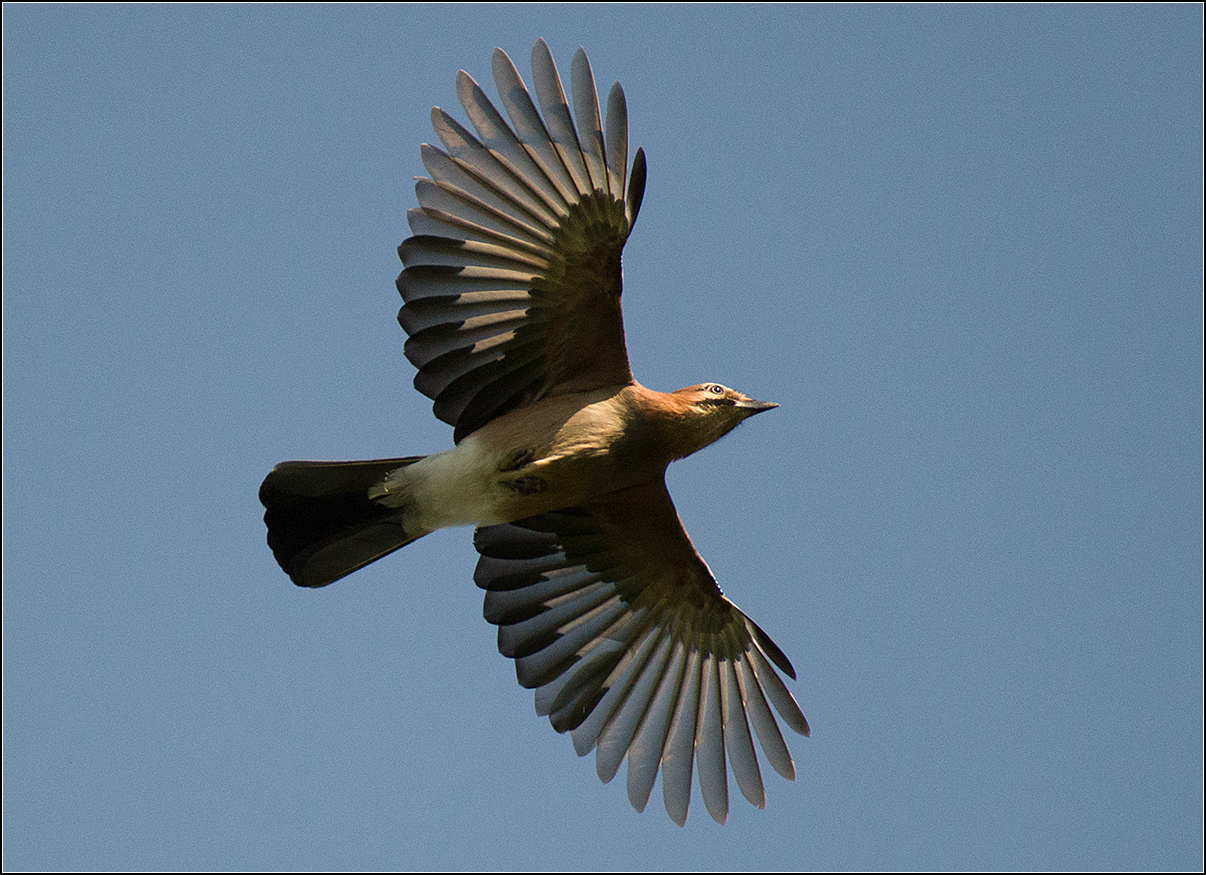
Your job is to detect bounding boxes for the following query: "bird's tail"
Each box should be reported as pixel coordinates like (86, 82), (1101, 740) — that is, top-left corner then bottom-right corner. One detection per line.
(259, 457), (427, 588)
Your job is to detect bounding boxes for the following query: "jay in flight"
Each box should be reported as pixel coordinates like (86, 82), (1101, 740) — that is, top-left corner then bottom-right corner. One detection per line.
(260, 39), (809, 825)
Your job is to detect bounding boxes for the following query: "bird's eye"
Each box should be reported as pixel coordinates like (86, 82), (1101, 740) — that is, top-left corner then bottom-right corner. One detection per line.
(708, 384), (725, 395)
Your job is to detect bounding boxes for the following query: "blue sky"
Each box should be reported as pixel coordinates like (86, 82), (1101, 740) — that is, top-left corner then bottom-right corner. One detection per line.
(4, 5), (1201, 870)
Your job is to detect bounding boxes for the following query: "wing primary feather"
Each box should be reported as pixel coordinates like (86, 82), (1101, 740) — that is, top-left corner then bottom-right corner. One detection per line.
(735, 655), (796, 781)
(455, 70), (566, 214)
(626, 147), (647, 229)
(695, 652), (729, 824)
(421, 143), (559, 230)
(661, 646), (702, 826)
(604, 82), (629, 205)
(569, 47), (609, 196)
(429, 107), (565, 223)
(416, 178), (554, 248)
(593, 628), (676, 783)
(747, 643), (811, 738)
(530, 39), (593, 196)
(592, 627), (670, 782)
(720, 648), (766, 809)
(568, 605), (660, 755)
(490, 48), (579, 209)
(626, 637), (688, 813)
(743, 614), (797, 680)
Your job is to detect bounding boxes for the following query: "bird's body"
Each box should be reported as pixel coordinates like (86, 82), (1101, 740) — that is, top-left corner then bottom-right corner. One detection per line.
(260, 39), (808, 825)
(374, 383), (667, 530)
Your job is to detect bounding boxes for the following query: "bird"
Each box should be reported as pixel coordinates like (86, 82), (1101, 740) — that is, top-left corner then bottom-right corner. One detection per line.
(259, 38), (809, 826)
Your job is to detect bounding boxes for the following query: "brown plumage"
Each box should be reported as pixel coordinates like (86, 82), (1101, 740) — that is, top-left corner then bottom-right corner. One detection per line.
(260, 39), (808, 825)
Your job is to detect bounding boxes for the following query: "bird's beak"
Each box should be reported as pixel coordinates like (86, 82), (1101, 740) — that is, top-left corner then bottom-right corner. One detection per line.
(734, 399), (779, 416)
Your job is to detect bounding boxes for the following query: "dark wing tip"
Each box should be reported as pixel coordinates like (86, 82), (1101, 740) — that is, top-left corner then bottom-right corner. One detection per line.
(627, 147), (647, 229)
(745, 614), (797, 681)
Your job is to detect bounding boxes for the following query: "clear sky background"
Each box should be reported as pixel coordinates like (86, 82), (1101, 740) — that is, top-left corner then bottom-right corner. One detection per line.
(4, 5), (1202, 871)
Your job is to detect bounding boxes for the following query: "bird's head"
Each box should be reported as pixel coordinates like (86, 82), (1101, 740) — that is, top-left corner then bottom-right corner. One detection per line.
(662, 383), (778, 459)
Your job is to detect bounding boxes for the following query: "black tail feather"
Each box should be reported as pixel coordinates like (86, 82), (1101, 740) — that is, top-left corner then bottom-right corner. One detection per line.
(259, 457), (426, 587)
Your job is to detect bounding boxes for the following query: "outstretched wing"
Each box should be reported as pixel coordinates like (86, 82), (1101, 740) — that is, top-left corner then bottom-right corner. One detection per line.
(398, 39), (648, 443)
(472, 481), (809, 826)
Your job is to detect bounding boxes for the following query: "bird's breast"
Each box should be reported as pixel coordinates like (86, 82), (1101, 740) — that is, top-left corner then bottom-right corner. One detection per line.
(478, 386), (674, 510)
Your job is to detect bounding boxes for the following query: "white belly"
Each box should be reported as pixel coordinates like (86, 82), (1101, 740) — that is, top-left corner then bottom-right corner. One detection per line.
(368, 435), (510, 533)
